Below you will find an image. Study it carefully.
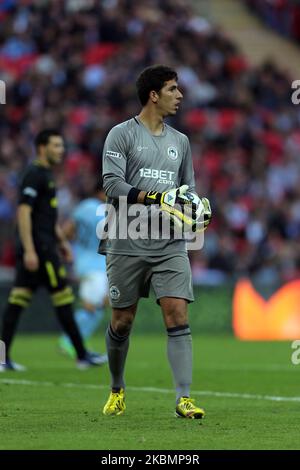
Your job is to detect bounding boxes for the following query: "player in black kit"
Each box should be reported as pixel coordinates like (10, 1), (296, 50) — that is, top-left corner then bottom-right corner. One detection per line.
(0, 129), (106, 371)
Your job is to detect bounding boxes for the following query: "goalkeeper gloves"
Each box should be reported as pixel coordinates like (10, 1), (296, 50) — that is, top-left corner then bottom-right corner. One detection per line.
(144, 185), (212, 233)
(201, 197), (212, 230)
(144, 185), (190, 208)
(166, 195), (212, 233)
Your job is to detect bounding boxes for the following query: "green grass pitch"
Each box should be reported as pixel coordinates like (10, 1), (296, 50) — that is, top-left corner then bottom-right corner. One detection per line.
(0, 333), (299, 450)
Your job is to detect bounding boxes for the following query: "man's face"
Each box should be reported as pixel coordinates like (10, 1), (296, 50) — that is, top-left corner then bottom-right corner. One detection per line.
(156, 79), (183, 117)
(45, 136), (65, 166)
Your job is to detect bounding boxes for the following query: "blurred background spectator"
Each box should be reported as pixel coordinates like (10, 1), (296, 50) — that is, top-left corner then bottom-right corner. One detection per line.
(0, 0), (299, 287)
(245, 0), (300, 42)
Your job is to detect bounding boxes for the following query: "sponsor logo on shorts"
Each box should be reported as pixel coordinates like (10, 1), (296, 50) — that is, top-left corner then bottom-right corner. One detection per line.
(110, 285), (120, 300)
(167, 146), (178, 161)
(106, 150), (122, 159)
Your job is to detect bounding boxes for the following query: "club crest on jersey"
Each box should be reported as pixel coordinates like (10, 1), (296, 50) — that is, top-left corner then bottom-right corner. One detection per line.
(110, 285), (120, 300)
(167, 146), (178, 161)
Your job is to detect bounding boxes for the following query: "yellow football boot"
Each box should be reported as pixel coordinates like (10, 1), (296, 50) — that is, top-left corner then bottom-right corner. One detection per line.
(103, 388), (126, 416)
(175, 397), (205, 419)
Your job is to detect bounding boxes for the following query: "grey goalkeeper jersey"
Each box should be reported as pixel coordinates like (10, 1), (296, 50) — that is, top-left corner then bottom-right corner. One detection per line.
(99, 116), (196, 256)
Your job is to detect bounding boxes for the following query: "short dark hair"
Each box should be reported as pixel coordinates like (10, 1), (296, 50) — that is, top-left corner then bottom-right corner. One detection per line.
(136, 65), (178, 106)
(35, 129), (62, 148)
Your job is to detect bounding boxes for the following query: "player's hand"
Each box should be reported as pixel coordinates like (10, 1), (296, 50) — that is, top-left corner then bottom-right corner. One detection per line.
(24, 250), (39, 271)
(59, 240), (73, 263)
(144, 185), (190, 208)
(201, 197), (212, 230)
(166, 196), (212, 233)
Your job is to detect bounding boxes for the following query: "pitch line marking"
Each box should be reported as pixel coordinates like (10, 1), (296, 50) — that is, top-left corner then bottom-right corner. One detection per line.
(0, 378), (299, 403)
(134, 362), (299, 372)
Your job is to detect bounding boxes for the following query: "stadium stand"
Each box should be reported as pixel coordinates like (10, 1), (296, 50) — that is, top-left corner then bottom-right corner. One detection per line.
(245, 0), (300, 42)
(0, 0), (300, 287)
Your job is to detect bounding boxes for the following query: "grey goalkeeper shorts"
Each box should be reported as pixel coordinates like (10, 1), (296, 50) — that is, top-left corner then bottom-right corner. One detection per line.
(105, 252), (194, 308)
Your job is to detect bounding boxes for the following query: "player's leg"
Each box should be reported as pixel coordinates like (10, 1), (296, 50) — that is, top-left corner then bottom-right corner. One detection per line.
(160, 297), (204, 419)
(160, 297), (191, 398)
(75, 303), (103, 339)
(103, 254), (149, 415)
(106, 304), (137, 390)
(0, 256), (37, 371)
(51, 285), (84, 358)
(43, 255), (104, 367)
(0, 287), (33, 371)
(152, 254), (205, 418)
(59, 272), (107, 357)
(77, 272), (107, 339)
(103, 304), (137, 416)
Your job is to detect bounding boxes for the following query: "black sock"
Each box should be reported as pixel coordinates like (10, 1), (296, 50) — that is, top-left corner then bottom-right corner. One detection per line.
(1, 303), (23, 361)
(55, 304), (86, 360)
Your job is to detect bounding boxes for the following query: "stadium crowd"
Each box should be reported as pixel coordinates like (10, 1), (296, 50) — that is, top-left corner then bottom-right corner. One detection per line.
(245, 0), (300, 42)
(0, 0), (300, 286)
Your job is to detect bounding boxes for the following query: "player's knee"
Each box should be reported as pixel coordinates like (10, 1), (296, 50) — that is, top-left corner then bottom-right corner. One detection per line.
(113, 319), (133, 337)
(111, 310), (135, 336)
(162, 299), (188, 327)
(8, 288), (33, 308)
(51, 286), (75, 307)
(115, 325), (130, 337)
(165, 312), (187, 328)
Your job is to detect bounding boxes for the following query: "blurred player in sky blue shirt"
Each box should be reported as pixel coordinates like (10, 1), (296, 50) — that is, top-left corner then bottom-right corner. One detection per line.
(59, 183), (108, 360)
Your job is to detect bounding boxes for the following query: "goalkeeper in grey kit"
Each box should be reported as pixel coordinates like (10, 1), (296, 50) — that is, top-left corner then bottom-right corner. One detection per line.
(100, 64), (212, 418)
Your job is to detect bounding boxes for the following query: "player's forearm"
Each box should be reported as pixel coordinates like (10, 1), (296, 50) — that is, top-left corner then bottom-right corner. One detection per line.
(104, 178), (146, 205)
(103, 174), (134, 199)
(17, 204), (36, 253)
(55, 224), (67, 245)
(103, 175), (146, 203)
(55, 223), (73, 263)
(61, 219), (76, 241)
